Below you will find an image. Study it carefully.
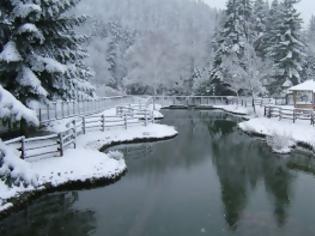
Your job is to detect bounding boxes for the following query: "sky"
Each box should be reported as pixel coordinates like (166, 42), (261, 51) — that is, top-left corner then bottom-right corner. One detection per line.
(202, 0), (314, 26)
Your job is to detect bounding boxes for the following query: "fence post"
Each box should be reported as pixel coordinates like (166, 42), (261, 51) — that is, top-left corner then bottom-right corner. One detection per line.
(151, 111), (154, 123)
(47, 103), (50, 121)
(58, 133), (64, 157)
(264, 106), (267, 116)
(102, 114), (105, 132)
(20, 136), (25, 160)
(55, 102), (58, 119)
(82, 116), (86, 134)
(72, 119), (77, 148)
(144, 112), (148, 126)
(124, 114), (127, 129)
(153, 96), (156, 110)
(39, 108), (42, 123)
(293, 110), (296, 123)
(61, 102), (64, 119)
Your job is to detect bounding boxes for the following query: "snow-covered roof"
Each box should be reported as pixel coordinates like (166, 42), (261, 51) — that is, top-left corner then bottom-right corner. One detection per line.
(289, 80), (315, 92)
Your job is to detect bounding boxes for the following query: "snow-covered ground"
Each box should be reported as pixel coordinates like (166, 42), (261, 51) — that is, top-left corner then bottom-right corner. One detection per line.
(239, 117), (315, 154)
(0, 105), (177, 216)
(211, 104), (250, 115)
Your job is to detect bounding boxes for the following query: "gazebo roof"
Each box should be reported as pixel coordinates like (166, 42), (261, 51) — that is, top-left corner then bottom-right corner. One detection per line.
(289, 80), (315, 92)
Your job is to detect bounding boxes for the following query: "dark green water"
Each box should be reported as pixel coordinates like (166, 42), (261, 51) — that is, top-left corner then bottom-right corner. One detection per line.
(1, 110), (315, 236)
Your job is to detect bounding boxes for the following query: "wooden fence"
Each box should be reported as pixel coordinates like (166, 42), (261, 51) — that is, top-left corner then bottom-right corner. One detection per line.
(36, 96), (147, 124)
(264, 105), (315, 125)
(4, 106), (154, 160)
(33, 95), (276, 124)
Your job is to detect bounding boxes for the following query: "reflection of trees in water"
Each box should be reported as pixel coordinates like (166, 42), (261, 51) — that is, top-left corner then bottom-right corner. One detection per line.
(207, 116), (295, 230)
(113, 110), (215, 179)
(0, 192), (96, 236)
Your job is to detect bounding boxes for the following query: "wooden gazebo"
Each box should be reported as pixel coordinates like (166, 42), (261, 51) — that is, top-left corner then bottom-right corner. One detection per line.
(289, 80), (315, 109)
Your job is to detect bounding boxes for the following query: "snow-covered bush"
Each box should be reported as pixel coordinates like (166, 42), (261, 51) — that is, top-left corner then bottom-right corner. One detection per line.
(266, 132), (295, 154)
(0, 140), (38, 187)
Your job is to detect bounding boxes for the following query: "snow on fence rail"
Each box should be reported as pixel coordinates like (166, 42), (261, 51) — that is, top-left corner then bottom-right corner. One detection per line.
(4, 106), (154, 160)
(264, 105), (315, 125)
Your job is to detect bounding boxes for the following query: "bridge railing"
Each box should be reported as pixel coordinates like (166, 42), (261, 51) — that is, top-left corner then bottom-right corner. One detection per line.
(4, 106), (154, 160)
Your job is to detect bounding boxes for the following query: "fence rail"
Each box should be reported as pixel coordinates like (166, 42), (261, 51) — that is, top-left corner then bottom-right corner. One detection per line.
(264, 105), (315, 125)
(4, 106), (154, 160)
(34, 95), (276, 124)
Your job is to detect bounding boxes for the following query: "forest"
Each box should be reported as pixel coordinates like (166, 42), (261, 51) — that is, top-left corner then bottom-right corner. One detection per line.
(0, 0), (315, 113)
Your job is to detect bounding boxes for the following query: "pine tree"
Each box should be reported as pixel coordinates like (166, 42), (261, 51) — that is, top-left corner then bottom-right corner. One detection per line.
(307, 15), (315, 54)
(105, 21), (134, 90)
(0, 0), (95, 106)
(0, 0), (51, 106)
(252, 0), (269, 58)
(210, 0), (253, 95)
(301, 15), (315, 81)
(37, 0), (95, 100)
(264, 0), (282, 57)
(268, 0), (305, 93)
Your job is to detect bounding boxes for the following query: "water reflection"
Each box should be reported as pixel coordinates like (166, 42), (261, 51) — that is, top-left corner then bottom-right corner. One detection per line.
(0, 192), (96, 236)
(206, 113), (295, 230)
(1, 110), (315, 236)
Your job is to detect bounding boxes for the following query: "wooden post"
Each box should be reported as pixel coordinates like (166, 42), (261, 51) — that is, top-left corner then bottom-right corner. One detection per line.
(58, 133), (64, 157)
(20, 136), (26, 160)
(144, 112), (147, 126)
(72, 120), (77, 149)
(293, 110), (296, 123)
(102, 115), (105, 132)
(39, 108), (42, 123)
(124, 114), (127, 129)
(47, 103), (50, 121)
(151, 111), (154, 123)
(61, 102), (64, 118)
(55, 102), (58, 119)
(82, 116), (86, 134)
(264, 106), (267, 117)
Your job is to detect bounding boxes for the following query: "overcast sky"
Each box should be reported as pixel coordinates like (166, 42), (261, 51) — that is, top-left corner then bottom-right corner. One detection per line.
(202, 0), (314, 25)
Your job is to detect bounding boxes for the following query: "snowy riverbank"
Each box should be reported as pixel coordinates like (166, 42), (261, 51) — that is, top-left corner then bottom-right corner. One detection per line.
(239, 117), (315, 154)
(0, 113), (177, 217)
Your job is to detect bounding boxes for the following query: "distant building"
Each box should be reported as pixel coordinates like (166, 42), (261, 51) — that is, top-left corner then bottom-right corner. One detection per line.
(288, 80), (315, 109)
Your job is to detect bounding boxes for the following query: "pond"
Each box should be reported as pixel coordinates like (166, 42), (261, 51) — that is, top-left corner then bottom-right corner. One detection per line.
(1, 110), (315, 236)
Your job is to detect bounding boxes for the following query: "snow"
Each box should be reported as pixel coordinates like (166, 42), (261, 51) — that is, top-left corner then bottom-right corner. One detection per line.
(12, 3), (41, 18)
(289, 80), (315, 92)
(0, 108), (177, 215)
(211, 104), (250, 116)
(31, 55), (67, 73)
(0, 41), (22, 63)
(16, 66), (48, 97)
(239, 117), (315, 153)
(16, 23), (45, 43)
(0, 84), (39, 125)
(31, 148), (126, 187)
